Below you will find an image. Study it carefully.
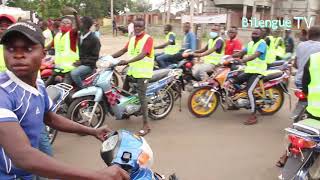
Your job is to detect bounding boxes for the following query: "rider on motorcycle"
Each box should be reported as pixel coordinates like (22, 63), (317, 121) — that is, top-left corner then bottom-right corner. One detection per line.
(154, 24), (180, 68)
(0, 14), (16, 72)
(111, 18), (154, 137)
(191, 24), (225, 81)
(70, 16), (101, 89)
(46, 8), (80, 86)
(229, 28), (268, 125)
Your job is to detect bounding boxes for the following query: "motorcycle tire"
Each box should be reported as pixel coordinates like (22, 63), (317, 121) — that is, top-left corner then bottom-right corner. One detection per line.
(257, 86), (284, 115)
(148, 90), (174, 120)
(67, 96), (106, 129)
(47, 126), (58, 144)
(188, 87), (219, 118)
(112, 73), (120, 87)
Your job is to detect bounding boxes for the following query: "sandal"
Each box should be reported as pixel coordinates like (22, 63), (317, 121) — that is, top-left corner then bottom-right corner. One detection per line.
(136, 129), (151, 137)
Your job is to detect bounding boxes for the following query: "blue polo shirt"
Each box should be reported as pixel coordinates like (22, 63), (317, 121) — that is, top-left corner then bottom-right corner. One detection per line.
(243, 41), (267, 60)
(0, 71), (53, 179)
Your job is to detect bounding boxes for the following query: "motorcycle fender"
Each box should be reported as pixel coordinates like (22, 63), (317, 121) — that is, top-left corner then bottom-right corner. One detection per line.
(72, 86), (104, 102)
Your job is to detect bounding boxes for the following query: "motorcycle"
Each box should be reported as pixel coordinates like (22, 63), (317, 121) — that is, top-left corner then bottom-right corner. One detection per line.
(291, 89), (308, 123)
(101, 130), (178, 180)
(46, 83), (73, 144)
(188, 58), (290, 118)
(279, 118), (320, 180)
(67, 56), (182, 128)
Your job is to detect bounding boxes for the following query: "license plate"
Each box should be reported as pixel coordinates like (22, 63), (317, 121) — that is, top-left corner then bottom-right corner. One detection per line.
(281, 150), (313, 180)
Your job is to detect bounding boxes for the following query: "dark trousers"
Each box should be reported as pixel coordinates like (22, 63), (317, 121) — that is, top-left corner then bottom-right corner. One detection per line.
(234, 73), (261, 113)
(123, 76), (149, 123)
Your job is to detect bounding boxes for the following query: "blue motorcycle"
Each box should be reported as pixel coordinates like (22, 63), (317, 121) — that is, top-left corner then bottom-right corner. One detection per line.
(280, 119), (320, 180)
(67, 56), (182, 128)
(100, 130), (178, 180)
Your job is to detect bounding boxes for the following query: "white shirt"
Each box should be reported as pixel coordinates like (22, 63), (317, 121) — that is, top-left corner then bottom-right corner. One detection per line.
(128, 23), (134, 37)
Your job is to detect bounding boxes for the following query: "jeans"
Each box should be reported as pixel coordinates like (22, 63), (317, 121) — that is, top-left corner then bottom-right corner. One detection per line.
(70, 65), (93, 89)
(192, 63), (215, 81)
(123, 76), (149, 123)
(156, 53), (173, 68)
(39, 126), (53, 156)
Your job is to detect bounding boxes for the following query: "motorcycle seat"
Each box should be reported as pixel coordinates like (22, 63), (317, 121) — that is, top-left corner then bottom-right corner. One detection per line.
(293, 119), (320, 135)
(267, 60), (285, 68)
(262, 70), (283, 81)
(149, 69), (171, 83)
(47, 86), (63, 103)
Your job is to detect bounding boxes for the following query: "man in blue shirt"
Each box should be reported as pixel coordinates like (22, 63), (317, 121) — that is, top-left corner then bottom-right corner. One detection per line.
(229, 28), (268, 125)
(182, 22), (197, 51)
(0, 22), (129, 180)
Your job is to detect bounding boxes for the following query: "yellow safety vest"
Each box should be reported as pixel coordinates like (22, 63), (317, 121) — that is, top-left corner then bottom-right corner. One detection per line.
(164, 32), (179, 55)
(306, 52), (320, 117)
(54, 32), (79, 73)
(127, 34), (155, 78)
(274, 37), (286, 58)
(244, 39), (267, 75)
(43, 29), (53, 48)
(0, 45), (5, 72)
(204, 37), (225, 65)
(265, 35), (276, 64)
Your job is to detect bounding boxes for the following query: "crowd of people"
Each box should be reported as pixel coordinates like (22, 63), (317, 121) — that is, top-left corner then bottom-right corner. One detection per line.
(0, 6), (320, 179)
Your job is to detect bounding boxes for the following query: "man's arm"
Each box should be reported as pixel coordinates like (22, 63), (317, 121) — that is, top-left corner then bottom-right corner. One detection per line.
(232, 50), (246, 58)
(73, 11), (81, 32)
(241, 51), (261, 63)
(112, 47), (127, 58)
(0, 122), (128, 180)
(302, 59), (311, 94)
(194, 40), (224, 57)
(194, 44), (208, 53)
(127, 51), (148, 64)
(154, 42), (170, 49)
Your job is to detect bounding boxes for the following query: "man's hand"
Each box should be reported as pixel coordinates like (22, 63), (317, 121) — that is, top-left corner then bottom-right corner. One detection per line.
(94, 165), (130, 180)
(118, 60), (128, 66)
(73, 61), (81, 67)
(94, 125), (113, 141)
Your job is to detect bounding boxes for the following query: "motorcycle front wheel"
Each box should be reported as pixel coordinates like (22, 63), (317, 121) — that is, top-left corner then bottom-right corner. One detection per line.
(67, 96), (106, 128)
(46, 126), (58, 144)
(257, 86), (284, 115)
(188, 87), (219, 118)
(148, 90), (174, 120)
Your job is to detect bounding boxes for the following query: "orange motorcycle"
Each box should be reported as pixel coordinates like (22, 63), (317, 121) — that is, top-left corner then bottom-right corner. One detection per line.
(188, 59), (290, 118)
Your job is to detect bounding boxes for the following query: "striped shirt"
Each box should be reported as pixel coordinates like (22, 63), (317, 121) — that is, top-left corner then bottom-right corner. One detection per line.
(0, 71), (53, 179)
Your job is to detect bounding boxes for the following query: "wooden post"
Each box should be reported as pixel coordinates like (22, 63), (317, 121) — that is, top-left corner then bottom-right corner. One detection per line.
(190, 0), (194, 32)
(111, 0), (114, 22)
(167, 0), (171, 24)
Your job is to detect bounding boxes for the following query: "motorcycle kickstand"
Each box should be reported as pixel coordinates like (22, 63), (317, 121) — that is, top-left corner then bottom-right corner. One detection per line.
(179, 93), (182, 112)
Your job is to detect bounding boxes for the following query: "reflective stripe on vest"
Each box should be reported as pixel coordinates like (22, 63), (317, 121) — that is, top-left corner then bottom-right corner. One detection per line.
(127, 34), (155, 78)
(306, 52), (320, 117)
(54, 32), (79, 73)
(164, 32), (179, 55)
(244, 39), (267, 75)
(265, 35), (276, 64)
(0, 45), (5, 72)
(204, 37), (225, 65)
(43, 29), (53, 48)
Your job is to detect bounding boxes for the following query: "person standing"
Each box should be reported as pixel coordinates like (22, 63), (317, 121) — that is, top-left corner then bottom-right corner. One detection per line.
(112, 18), (118, 37)
(71, 16), (101, 89)
(225, 26), (243, 55)
(39, 20), (53, 50)
(111, 18), (154, 136)
(182, 22), (197, 51)
(127, 18), (134, 38)
(283, 29), (294, 61)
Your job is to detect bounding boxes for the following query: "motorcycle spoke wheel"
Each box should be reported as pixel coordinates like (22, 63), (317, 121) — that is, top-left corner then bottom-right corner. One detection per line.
(188, 87), (219, 118)
(148, 90), (174, 120)
(258, 87), (284, 115)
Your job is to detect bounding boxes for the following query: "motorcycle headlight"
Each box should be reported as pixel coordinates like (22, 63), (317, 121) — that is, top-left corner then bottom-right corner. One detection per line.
(101, 133), (119, 166)
(137, 138), (154, 168)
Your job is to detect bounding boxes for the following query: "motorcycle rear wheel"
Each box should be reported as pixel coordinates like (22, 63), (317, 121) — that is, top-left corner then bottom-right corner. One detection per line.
(257, 86), (284, 115)
(188, 87), (219, 118)
(148, 90), (174, 120)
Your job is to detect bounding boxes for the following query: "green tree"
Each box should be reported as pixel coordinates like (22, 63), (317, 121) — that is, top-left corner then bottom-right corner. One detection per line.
(128, 0), (152, 13)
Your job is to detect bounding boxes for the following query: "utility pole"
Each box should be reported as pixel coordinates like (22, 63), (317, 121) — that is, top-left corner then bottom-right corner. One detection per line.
(167, 0), (171, 24)
(111, 0), (114, 21)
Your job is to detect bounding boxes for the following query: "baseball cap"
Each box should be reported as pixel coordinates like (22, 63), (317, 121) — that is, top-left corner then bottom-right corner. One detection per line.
(0, 14), (16, 23)
(0, 21), (45, 47)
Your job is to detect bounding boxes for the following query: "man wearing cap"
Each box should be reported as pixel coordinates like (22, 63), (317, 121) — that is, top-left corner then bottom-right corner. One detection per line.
(0, 22), (129, 180)
(0, 14), (16, 72)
